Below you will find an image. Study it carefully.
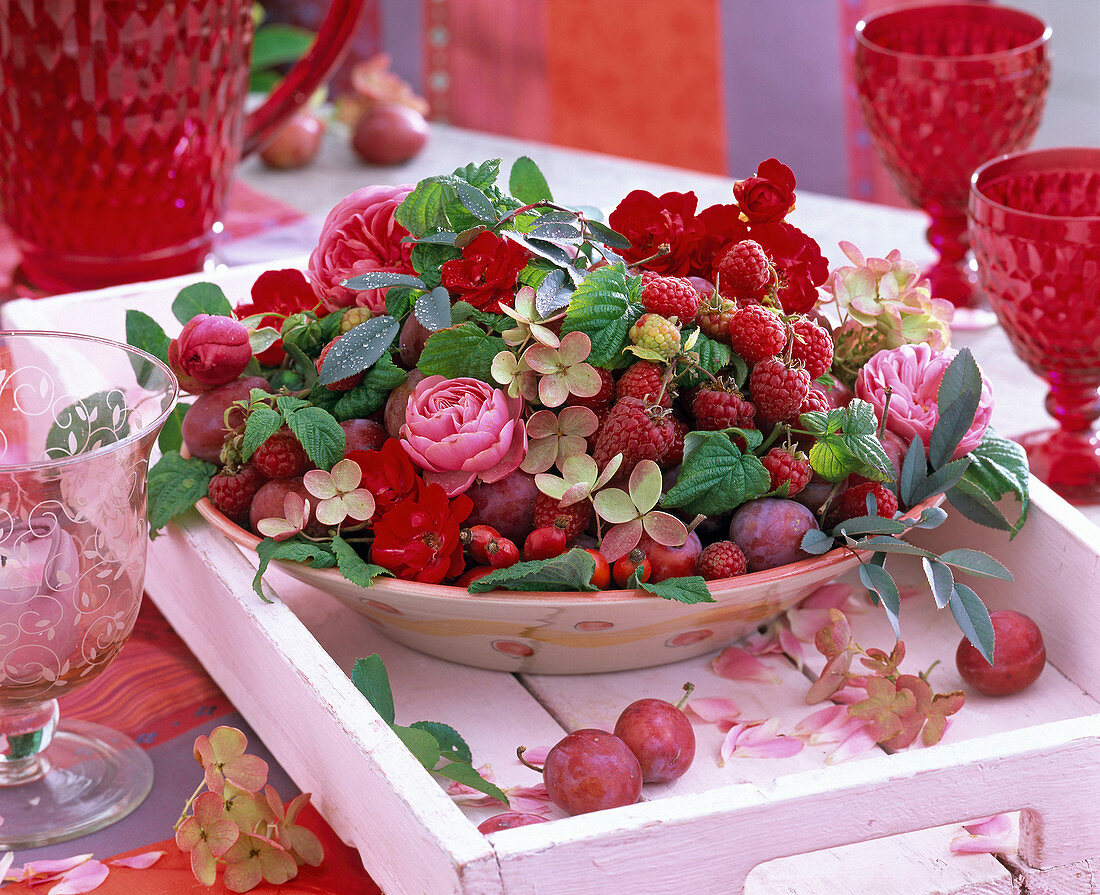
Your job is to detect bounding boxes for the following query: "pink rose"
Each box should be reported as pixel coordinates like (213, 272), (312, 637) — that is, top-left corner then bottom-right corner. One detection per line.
(173, 314), (252, 388)
(399, 376), (527, 496)
(308, 184), (415, 314)
(855, 344), (993, 460)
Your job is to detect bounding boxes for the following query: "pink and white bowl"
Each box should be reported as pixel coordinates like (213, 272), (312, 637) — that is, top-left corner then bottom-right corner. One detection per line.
(196, 499), (927, 674)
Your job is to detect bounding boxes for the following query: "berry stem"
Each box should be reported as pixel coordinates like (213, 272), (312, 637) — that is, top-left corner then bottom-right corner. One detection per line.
(633, 243), (672, 268)
(515, 745), (544, 774)
(755, 424), (785, 455)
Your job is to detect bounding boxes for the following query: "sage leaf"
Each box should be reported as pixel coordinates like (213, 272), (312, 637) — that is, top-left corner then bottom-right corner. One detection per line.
(319, 315), (400, 385)
(949, 582), (995, 665)
(859, 561), (901, 638)
(468, 549), (598, 593)
(414, 287), (454, 332)
(922, 558), (955, 609)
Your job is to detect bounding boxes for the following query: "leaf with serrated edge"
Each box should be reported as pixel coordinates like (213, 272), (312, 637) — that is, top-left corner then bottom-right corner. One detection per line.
(663, 432), (770, 516)
(351, 655), (395, 724)
(252, 538), (336, 598)
(832, 515), (908, 538)
(801, 529), (836, 555)
(900, 435), (929, 508)
(859, 562), (901, 638)
(417, 323), (506, 382)
(949, 583), (995, 664)
(910, 457), (970, 505)
(242, 406), (283, 460)
(448, 179), (500, 223)
(922, 558), (955, 609)
(559, 265), (641, 368)
(284, 406), (345, 470)
(433, 761), (509, 806)
(640, 576), (715, 604)
(929, 387), (980, 469)
(147, 452), (216, 532)
(414, 287), (453, 332)
(938, 548), (1013, 581)
(331, 535), (391, 587)
(509, 155), (553, 205)
(847, 536), (936, 558)
(410, 721), (472, 763)
(468, 548), (598, 593)
(947, 479), (1013, 532)
(391, 724), (441, 769)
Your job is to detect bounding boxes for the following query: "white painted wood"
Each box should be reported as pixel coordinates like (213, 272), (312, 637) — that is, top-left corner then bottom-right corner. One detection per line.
(144, 512), (504, 895)
(1000, 852), (1100, 895)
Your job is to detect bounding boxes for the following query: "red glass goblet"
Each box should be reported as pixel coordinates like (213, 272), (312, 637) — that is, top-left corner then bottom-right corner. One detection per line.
(855, 3), (1050, 316)
(969, 147), (1100, 503)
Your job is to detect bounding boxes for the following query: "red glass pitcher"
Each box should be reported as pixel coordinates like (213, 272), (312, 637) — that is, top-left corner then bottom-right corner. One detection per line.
(0, 0), (363, 294)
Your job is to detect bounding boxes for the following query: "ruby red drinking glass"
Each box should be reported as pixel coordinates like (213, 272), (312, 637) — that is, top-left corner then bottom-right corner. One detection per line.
(855, 3), (1050, 312)
(0, 0), (363, 294)
(969, 147), (1100, 504)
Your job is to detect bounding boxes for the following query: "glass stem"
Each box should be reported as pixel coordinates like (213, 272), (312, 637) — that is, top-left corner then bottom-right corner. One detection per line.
(0, 699), (60, 785)
(1046, 374), (1100, 434)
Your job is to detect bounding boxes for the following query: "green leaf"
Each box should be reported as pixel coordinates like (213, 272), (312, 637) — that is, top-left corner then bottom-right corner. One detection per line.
(801, 528), (836, 555)
(909, 457), (970, 506)
(252, 537), (337, 598)
(172, 282), (234, 324)
(351, 655), (396, 725)
(899, 435), (929, 508)
(410, 242), (461, 290)
(560, 264), (643, 369)
(391, 724), (442, 769)
(125, 309), (172, 374)
(385, 286), (420, 320)
(157, 403), (188, 454)
(250, 23), (314, 70)
(937, 548), (1013, 581)
(679, 329), (740, 387)
(502, 230), (579, 276)
(319, 316), (401, 385)
(846, 536), (937, 559)
(417, 323), (506, 383)
(343, 271), (427, 292)
(534, 267), (574, 317)
(453, 159), (501, 191)
(949, 582), (995, 665)
(395, 177), (460, 237)
(909, 505), (948, 530)
(312, 353), (408, 421)
(147, 451), (216, 533)
(242, 405), (284, 460)
(410, 721), (472, 763)
(509, 156), (553, 205)
(446, 180), (500, 223)
(832, 515), (909, 538)
(414, 287), (454, 331)
(807, 436), (858, 483)
(947, 478), (1014, 533)
(585, 219), (632, 250)
(959, 429), (1030, 534)
(858, 561), (901, 638)
(662, 432), (770, 516)
(640, 576), (716, 604)
(468, 548), (599, 593)
(413, 231), (459, 246)
(330, 534), (392, 587)
(929, 349), (983, 467)
(44, 390), (131, 459)
(840, 401), (895, 481)
(284, 406), (345, 470)
(922, 558), (955, 609)
(530, 222), (580, 242)
(432, 761), (509, 806)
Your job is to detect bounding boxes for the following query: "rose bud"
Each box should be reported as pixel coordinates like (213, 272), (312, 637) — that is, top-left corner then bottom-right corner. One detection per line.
(176, 313), (253, 387)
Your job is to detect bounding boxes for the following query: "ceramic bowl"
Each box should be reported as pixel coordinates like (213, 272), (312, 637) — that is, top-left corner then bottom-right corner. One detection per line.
(196, 496), (938, 674)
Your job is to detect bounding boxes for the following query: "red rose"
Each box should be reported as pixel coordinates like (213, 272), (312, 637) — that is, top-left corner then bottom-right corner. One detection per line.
(235, 269), (320, 366)
(370, 482), (473, 583)
(694, 203), (750, 277)
(607, 190), (710, 277)
(748, 222), (829, 314)
(348, 439), (422, 514)
(439, 231), (529, 312)
(733, 159), (797, 224)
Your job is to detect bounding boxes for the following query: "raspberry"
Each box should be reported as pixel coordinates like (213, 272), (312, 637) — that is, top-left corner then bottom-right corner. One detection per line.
(790, 317), (834, 380)
(568, 366), (615, 414)
(696, 541), (747, 580)
(316, 339), (364, 391)
(749, 358), (811, 424)
(616, 361), (673, 408)
(838, 482), (899, 520)
(799, 387), (830, 416)
(253, 427), (311, 479)
(696, 295), (737, 343)
(593, 397), (673, 474)
(628, 313), (681, 360)
(533, 492), (593, 542)
(761, 447), (812, 497)
(713, 239), (775, 301)
(339, 307), (373, 334)
(639, 272), (701, 324)
(208, 464), (264, 524)
(661, 416), (689, 467)
(691, 386), (756, 430)
(727, 305), (787, 364)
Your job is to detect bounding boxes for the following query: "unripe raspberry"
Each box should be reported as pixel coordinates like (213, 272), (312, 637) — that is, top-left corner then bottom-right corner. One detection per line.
(629, 313), (681, 360)
(339, 307), (374, 333)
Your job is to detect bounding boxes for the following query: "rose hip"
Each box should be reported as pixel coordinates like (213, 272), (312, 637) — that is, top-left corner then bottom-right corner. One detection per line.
(524, 526), (567, 561)
(636, 531), (702, 582)
(612, 550), (651, 588)
(956, 610), (1046, 696)
(584, 549), (611, 589)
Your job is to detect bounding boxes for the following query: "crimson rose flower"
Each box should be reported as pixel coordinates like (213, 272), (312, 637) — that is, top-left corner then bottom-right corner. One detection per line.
(608, 190), (707, 277)
(235, 269), (319, 365)
(370, 482), (473, 583)
(695, 203), (749, 277)
(347, 438), (422, 514)
(439, 231), (529, 312)
(309, 184), (415, 314)
(748, 222), (829, 314)
(734, 158), (797, 223)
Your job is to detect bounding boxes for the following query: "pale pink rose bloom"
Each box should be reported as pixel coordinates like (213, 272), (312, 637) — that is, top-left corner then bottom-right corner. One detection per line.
(855, 344), (993, 460)
(400, 375), (527, 496)
(308, 184), (415, 313)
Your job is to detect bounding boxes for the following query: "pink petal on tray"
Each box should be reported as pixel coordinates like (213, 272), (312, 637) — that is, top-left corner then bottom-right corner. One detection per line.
(950, 814), (1016, 855)
(721, 719), (804, 763)
(800, 582), (856, 611)
(685, 697), (741, 726)
(826, 725), (878, 764)
(46, 860), (109, 894)
(785, 607), (835, 643)
(712, 646), (781, 684)
(109, 851), (165, 870)
(778, 626), (805, 667)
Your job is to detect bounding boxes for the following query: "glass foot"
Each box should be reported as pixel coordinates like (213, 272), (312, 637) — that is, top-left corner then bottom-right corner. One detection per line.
(947, 305), (999, 331)
(1017, 428), (1100, 505)
(0, 719), (153, 849)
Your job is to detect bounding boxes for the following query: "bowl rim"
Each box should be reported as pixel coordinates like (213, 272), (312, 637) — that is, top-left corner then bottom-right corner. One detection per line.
(195, 494), (939, 605)
(970, 146), (1100, 224)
